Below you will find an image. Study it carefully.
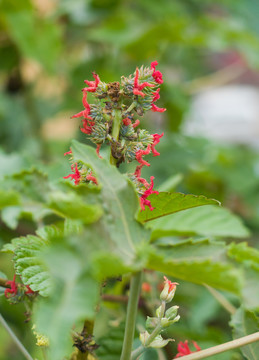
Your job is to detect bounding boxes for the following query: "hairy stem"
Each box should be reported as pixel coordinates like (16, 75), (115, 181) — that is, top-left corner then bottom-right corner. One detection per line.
(110, 108), (122, 166)
(120, 271), (142, 360)
(0, 313), (34, 360)
(177, 332), (259, 360)
(131, 345), (145, 360)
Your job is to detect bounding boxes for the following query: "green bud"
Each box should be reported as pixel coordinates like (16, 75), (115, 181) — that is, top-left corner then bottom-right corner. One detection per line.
(156, 305), (163, 318)
(139, 331), (150, 346)
(148, 335), (173, 349)
(165, 305), (179, 320)
(146, 316), (159, 330)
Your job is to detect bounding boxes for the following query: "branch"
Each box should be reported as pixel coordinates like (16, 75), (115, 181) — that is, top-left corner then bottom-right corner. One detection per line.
(177, 332), (259, 360)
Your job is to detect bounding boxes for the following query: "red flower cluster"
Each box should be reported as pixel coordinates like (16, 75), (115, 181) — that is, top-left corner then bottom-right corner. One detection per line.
(82, 72), (100, 93)
(175, 340), (201, 358)
(151, 61), (163, 84)
(4, 275), (34, 298)
(4, 275), (18, 298)
(133, 68), (154, 97)
(63, 163), (81, 185)
(139, 176), (159, 211)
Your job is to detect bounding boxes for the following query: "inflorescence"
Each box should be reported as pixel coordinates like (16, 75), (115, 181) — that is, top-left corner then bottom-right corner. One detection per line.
(64, 61), (166, 211)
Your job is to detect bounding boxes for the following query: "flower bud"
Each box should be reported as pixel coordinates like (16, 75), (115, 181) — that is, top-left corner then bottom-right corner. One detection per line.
(146, 316), (159, 330)
(160, 276), (179, 303)
(156, 305), (163, 318)
(139, 331), (150, 346)
(165, 305), (179, 320)
(148, 335), (172, 348)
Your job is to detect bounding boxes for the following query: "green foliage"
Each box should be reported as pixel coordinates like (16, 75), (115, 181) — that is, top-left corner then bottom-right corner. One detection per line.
(149, 205), (250, 240)
(96, 322), (125, 360)
(147, 239), (242, 293)
(228, 243), (259, 271)
(137, 192), (220, 223)
(71, 139), (151, 267)
(2, 231), (52, 296)
(231, 307), (259, 360)
(0, 190), (20, 209)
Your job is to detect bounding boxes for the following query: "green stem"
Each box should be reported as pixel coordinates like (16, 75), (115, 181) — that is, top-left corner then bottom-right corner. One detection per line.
(126, 101), (137, 114)
(120, 271), (142, 360)
(110, 108), (122, 166)
(131, 345), (145, 360)
(0, 313), (33, 360)
(177, 332), (259, 360)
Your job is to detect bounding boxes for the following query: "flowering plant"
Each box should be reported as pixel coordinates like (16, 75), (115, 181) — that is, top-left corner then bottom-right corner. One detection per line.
(0, 62), (258, 360)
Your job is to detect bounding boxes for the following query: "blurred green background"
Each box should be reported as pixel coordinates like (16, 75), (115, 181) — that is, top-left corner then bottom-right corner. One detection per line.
(1, 0), (259, 359)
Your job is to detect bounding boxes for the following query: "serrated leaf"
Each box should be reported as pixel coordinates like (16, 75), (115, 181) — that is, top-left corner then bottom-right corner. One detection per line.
(228, 243), (259, 271)
(47, 191), (103, 224)
(71, 140), (150, 267)
(231, 307), (259, 360)
(0, 190), (20, 209)
(147, 240), (241, 294)
(149, 205), (250, 239)
(137, 192), (220, 222)
(3, 228), (56, 296)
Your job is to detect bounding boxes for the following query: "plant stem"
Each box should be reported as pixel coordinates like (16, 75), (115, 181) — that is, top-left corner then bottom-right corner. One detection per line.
(120, 271), (142, 360)
(126, 101), (137, 114)
(0, 277), (8, 288)
(176, 332), (259, 360)
(204, 285), (236, 315)
(110, 108), (122, 166)
(131, 345), (145, 360)
(0, 313), (34, 360)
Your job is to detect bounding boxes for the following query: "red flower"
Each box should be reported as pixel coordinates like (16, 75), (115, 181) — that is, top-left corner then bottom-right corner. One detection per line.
(82, 72), (100, 92)
(140, 176), (159, 211)
(122, 117), (132, 126)
(135, 145), (151, 167)
(4, 275), (18, 298)
(133, 68), (154, 97)
(160, 276), (179, 302)
(132, 119), (140, 128)
(63, 163), (81, 185)
(86, 172), (98, 185)
(96, 144), (102, 159)
(80, 119), (95, 134)
(175, 340), (201, 358)
(151, 61), (163, 84)
(151, 104), (166, 113)
(152, 88), (160, 102)
(25, 285), (35, 295)
(72, 93), (91, 119)
(142, 282), (152, 293)
(64, 149), (72, 156)
(151, 133), (164, 156)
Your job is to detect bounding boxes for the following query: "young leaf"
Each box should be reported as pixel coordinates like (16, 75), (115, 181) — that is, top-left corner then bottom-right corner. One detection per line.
(231, 307), (259, 360)
(137, 192), (220, 222)
(149, 205), (250, 239)
(147, 239), (242, 294)
(71, 140), (151, 267)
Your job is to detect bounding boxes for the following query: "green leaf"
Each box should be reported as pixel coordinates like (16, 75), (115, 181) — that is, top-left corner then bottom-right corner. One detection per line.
(147, 239), (241, 294)
(0, 190), (20, 209)
(47, 191), (103, 224)
(228, 243), (259, 271)
(96, 322), (125, 360)
(34, 246), (99, 360)
(71, 140), (150, 267)
(149, 205), (250, 240)
(137, 192), (220, 223)
(231, 307), (259, 360)
(3, 9), (62, 72)
(2, 226), (58, 296)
